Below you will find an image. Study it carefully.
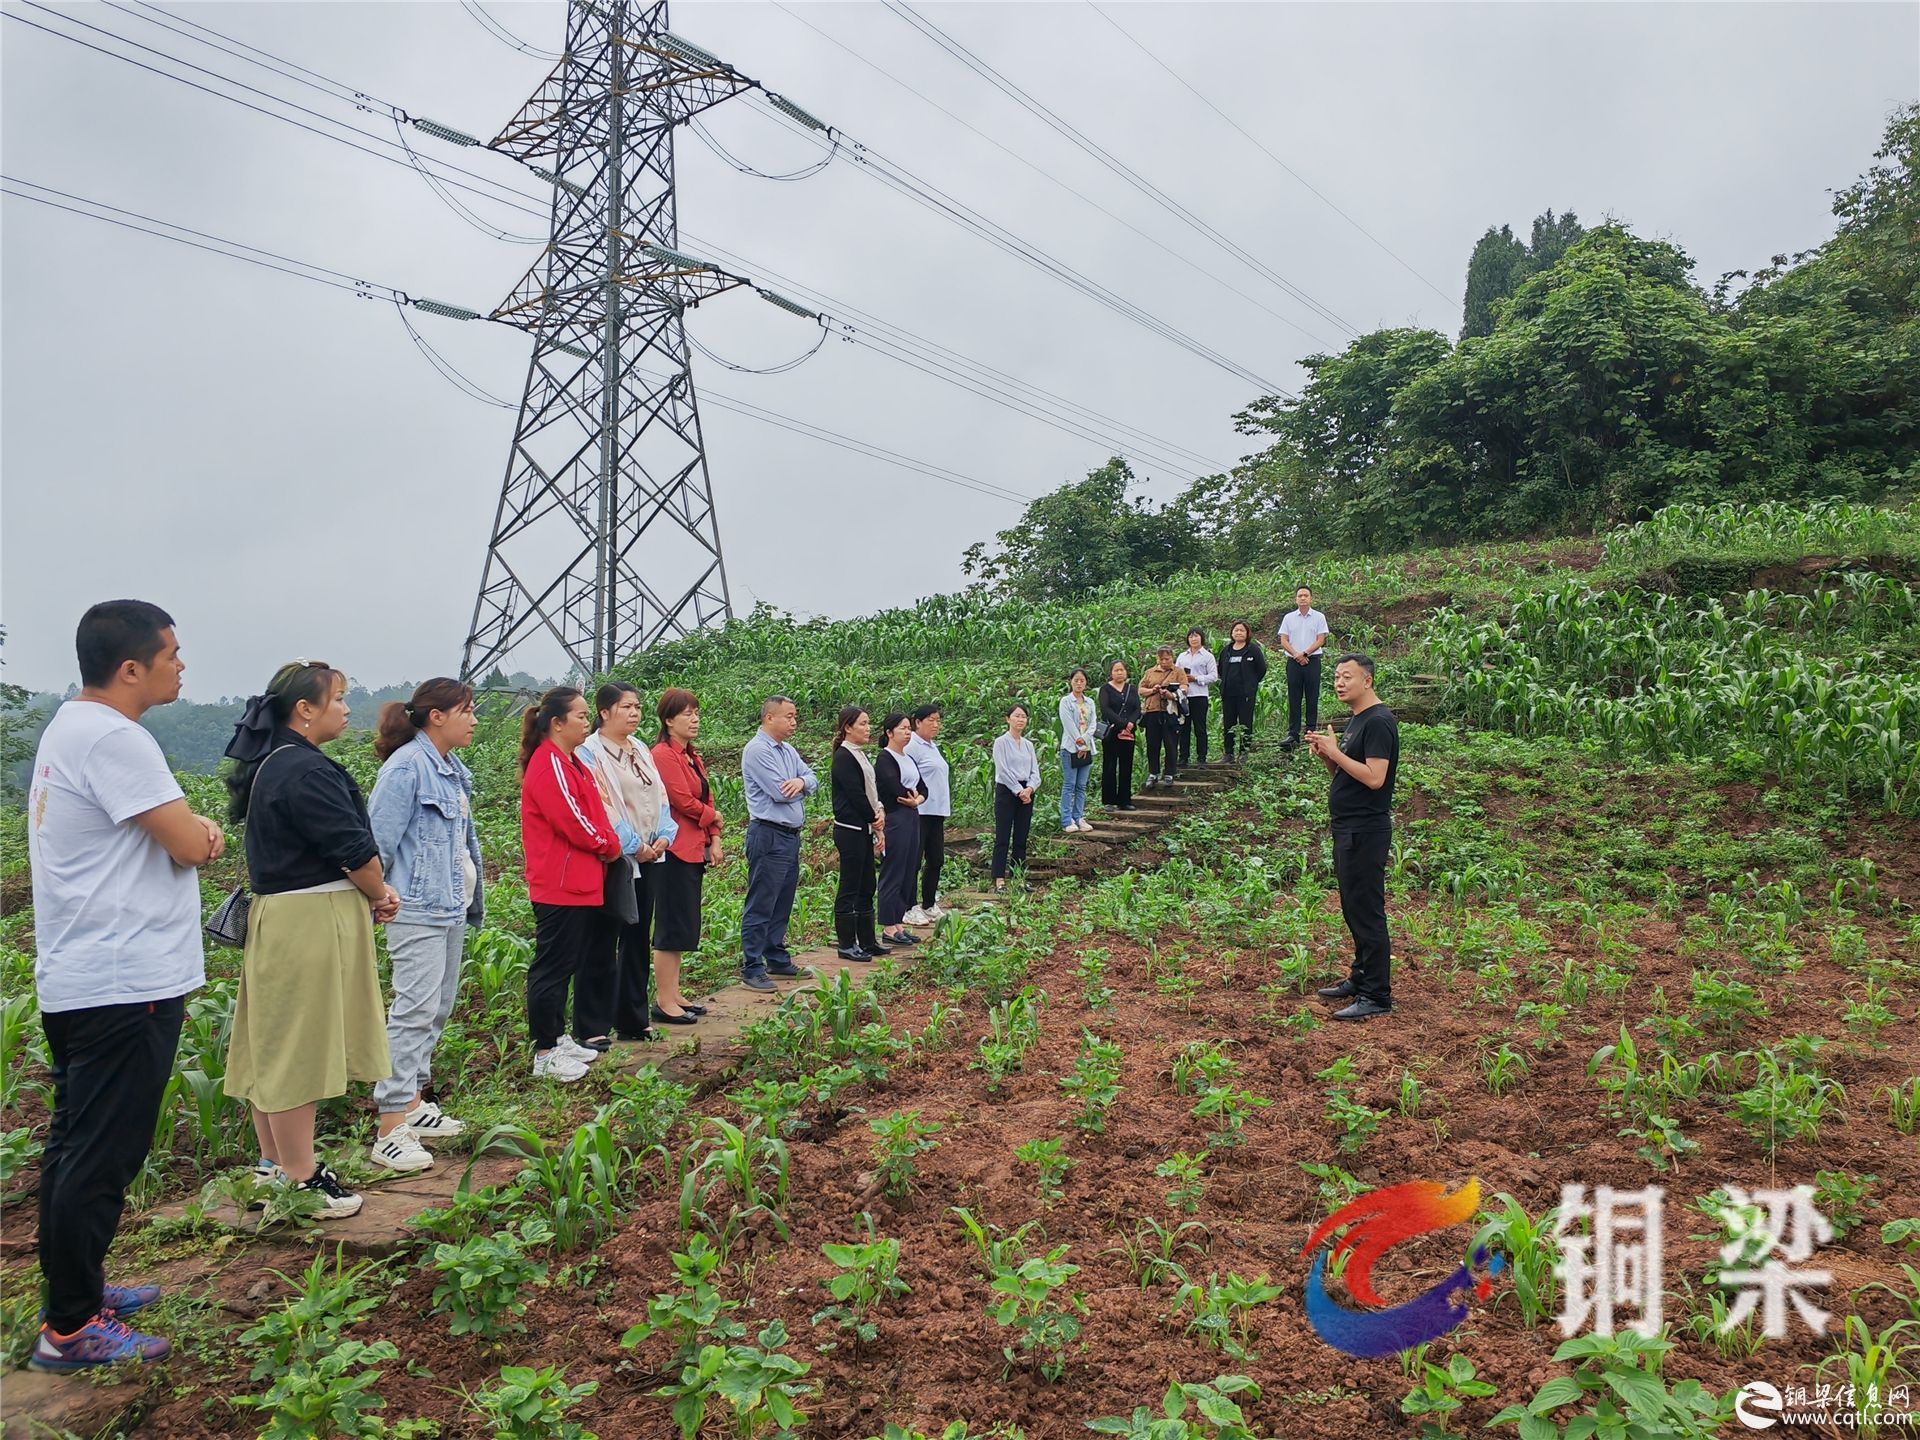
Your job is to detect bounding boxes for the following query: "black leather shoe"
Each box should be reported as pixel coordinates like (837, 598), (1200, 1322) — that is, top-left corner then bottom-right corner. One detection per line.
(1331, 997), (1392, 1021)
(650, 1005), (698, 1025)
(882, 930), (919, 947)
(836, 946), (873, 962)
(1317, 979), (1358, 1000)
(613, 1028), (657, 1043)
(682, 1003), (709, 1016)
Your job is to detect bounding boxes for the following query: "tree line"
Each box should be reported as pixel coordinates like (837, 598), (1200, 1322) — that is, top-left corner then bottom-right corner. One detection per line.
(963, 106), (1919, 600)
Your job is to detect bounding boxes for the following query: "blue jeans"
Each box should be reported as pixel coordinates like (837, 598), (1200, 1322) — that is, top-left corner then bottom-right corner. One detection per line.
(742, 821), (801, 978)
(1059, 750), (1091, 826)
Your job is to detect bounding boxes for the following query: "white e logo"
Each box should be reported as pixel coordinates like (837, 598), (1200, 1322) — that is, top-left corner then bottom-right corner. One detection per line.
(1735, 1381), (1783, 1430)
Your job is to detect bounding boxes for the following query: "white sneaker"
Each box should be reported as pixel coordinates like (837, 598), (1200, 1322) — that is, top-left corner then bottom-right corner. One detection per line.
(556, 1035), (601, 1065)
(404, 1101), (466, 1140)
(903, 906), (931, 926)
(926, 903), (948, 920)
(533, 1048), (589, 1083)
(370, 1124), (434, 1173)
(297, 1161), (363, 1219)
(1077, 820), (1094, 832)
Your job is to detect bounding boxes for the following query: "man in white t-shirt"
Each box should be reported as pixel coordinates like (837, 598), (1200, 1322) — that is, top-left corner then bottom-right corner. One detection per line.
(1277, 585), (1331, 749)
(26, 601), (225, 1374)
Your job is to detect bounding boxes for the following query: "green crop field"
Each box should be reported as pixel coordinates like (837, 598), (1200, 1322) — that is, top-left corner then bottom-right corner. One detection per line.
(2, 500), (1918, 1439)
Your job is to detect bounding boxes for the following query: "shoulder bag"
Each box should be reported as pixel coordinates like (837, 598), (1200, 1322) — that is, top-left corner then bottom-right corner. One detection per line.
(204, 744), (293, 949)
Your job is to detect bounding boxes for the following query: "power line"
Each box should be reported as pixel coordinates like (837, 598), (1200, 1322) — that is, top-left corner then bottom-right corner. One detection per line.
(689, 115), (836, 182)
(11, 1), (1257, 463)
(459, 0), (560, 61)
(884, 0), (1358, 339)
(1, 174), (1031, 511)
(1084, 2), (1453, 305)
(767, 0), (1338, 354)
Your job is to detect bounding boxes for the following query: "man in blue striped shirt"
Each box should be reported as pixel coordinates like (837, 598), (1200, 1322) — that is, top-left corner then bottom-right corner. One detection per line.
(740, 696), (818, 992)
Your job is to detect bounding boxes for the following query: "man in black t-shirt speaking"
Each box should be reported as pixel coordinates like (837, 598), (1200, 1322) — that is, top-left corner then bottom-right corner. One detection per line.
(1305, 654), (1399, 1020)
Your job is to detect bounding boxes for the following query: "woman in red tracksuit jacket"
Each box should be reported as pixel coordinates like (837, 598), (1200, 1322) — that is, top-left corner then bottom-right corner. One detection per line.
(519, 686), (625, 1083)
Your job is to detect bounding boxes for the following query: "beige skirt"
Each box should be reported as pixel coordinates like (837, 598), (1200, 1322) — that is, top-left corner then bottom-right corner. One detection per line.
(224, 887), (392, 1113)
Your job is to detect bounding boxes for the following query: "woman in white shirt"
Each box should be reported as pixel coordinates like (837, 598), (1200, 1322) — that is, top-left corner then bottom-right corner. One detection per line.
(1057, 669), (1097, 833)
(990, 703), (1042, 892)
(579, 682), (681, 1033)
(1176, 628), (1219, 769)
(903, 704), (950, 925)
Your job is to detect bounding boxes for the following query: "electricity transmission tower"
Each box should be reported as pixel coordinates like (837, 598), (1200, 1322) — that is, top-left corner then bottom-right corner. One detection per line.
(463, 0), (758, 682)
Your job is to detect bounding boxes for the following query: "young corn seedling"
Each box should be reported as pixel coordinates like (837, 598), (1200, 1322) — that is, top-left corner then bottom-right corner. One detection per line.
(1015, 1136), (1075, 1206)
(1733, 1055), (1842, 1153)
(1470, 1193), (1560, 1329)
(950, 1206), (1041, 1280)
(1397, 1070), (1423, 1118)
(869, 1111), (941, 1202)
(987, 1245), (1086, 1382)
(811, 1218), (909, 1349)
(678, 1116), (791, 1248)
(974, 988), (1045, 1090)
(1155, 1152), (1207, 1215)
(1883, 1077), (1920, 1134)
(1481, 1043), (1529, 1097)
(1400, 1353), (1496, 1437)
(1191, 1087), (1269, 1151)
(1104, 1216), (1209, 1290)
(1170, 1041), (1238, 1096)
(1061, 1031), (1124, 1134)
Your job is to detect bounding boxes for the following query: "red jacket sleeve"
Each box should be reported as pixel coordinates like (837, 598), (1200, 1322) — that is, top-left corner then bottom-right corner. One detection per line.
(655, 742), (722, 836)
(526, 744), (620, 858)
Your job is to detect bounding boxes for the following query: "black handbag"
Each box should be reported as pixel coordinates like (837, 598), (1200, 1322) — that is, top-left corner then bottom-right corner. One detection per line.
(204, 744), (294, 950)
(603, 853), (639, 925)
(1069, 749), (1093, 770)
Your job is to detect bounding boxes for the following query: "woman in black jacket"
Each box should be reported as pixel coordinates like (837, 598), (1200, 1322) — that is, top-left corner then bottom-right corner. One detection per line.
(873, 712), (926, 947)
(1098, 661), (1142, 811)
(1218, 620), (1269, 760)
(829, 706), (886, 960)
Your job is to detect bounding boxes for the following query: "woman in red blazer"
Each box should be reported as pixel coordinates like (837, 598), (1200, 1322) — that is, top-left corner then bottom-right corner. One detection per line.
(650, 688), (722, 1024)
(519, 687), (625, 1083)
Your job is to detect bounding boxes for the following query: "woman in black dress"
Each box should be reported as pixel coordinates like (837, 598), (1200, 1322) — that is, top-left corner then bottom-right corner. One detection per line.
(1098, 661), (1142, 812)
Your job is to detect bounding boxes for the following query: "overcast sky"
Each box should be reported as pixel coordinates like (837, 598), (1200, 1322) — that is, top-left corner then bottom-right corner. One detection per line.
(3, 1), (1914, 698)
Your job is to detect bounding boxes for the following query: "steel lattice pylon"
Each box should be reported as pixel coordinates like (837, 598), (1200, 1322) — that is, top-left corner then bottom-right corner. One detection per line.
(463, 0), (754, 682)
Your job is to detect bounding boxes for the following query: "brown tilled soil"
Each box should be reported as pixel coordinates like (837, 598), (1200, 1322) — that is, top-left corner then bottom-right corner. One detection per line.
(130, 894), (1920, 1440)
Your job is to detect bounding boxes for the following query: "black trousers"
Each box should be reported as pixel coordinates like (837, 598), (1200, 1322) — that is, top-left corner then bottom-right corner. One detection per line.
(1144, 712), (1179, 778)
(741, 821), (802, 977)
(1178, 695), (1210, 766)
(1100, 737), (1135, 806)
(991, 786), (1034, 878)
(575, 869), (652, 1040)
(1221, 694), (1256, 757)
(834, 824), (878, 948)
(1333, 827), (1393, 1003)
(917, 814), (947, 908)
(1287, 655), (1323, 742)
(878, 808), (922, 927)
(40, 996), (184, 1331)
(529, 902), (610, 1049)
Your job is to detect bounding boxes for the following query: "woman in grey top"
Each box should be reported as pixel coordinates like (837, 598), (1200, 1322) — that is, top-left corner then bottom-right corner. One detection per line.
(990, 702), (1042, 891)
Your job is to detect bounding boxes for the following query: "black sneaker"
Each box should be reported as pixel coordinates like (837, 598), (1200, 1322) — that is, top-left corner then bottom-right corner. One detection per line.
(1317, 979), (1358, 1000)
(767, 962), (815, 980)
(741, 973), (777, 993)
(299, 1162), (363, 1219)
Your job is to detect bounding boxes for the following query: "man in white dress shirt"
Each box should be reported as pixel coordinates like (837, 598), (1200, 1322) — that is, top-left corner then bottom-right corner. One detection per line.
(1277, 586), (1330, 750)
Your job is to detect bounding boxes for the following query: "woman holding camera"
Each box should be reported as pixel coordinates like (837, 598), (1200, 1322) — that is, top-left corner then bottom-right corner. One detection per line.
(1139, 646), (1191, 787)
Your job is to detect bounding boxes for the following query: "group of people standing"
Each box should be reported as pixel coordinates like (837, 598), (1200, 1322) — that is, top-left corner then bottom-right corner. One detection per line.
(24, 590), (1395, 1376)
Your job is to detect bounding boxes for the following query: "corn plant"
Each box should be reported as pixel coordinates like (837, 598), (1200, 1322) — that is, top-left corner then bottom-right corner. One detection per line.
(974, 988), (1045, 1090)
(1733, 1055), (1842, 1153)
(1169, 1040), (1238, 1096)
(470, 1109), (639, 1252)
(1015, 1136), (1074, 1206)
(1104, 1216), (1209, 1290)
(1843, 977), (1901, 1039)
(1396, 1070), (1423, 1118)
(1400, 1353), (1496, 1437)
(950, 1206), (1041, 1279)
(986, 1245), (1085, 1382)
(1886, 1077), (1920, 1134)
(1061, 1031), (1124, 1134)
(1812, 1315), (1920, 1428)
(1481, 1043), (1529, 1097)
(1168, 1272), (1283, 1361)
(430, 1219), (552, 1339)
(812, 1219), (909, 1348)
(679, 1116), (791, 1245)
(1471, 1194), (1560, 1329)
(469, 1365), (598, 1440)
(869, 1111), (941, 1202)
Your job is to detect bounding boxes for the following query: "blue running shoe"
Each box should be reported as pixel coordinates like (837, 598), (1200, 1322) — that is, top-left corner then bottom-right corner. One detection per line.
(101, 1283), (161, 1317)
(28, 1314), (170, 1372)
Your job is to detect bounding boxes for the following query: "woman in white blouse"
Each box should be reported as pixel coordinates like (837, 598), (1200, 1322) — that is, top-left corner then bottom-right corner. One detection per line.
(990, 702), (1042, 892)
(1057, 669), (1097, 834)
(903, 704), (950, 925)
(1176, 628), (1219, 769)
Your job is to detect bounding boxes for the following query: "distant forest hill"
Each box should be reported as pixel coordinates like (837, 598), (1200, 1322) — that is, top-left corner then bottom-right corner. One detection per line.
(2, 671), (552, 790)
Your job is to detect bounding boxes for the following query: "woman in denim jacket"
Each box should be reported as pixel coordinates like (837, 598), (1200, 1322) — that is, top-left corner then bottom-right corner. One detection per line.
(365, 679), (484, 1173)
